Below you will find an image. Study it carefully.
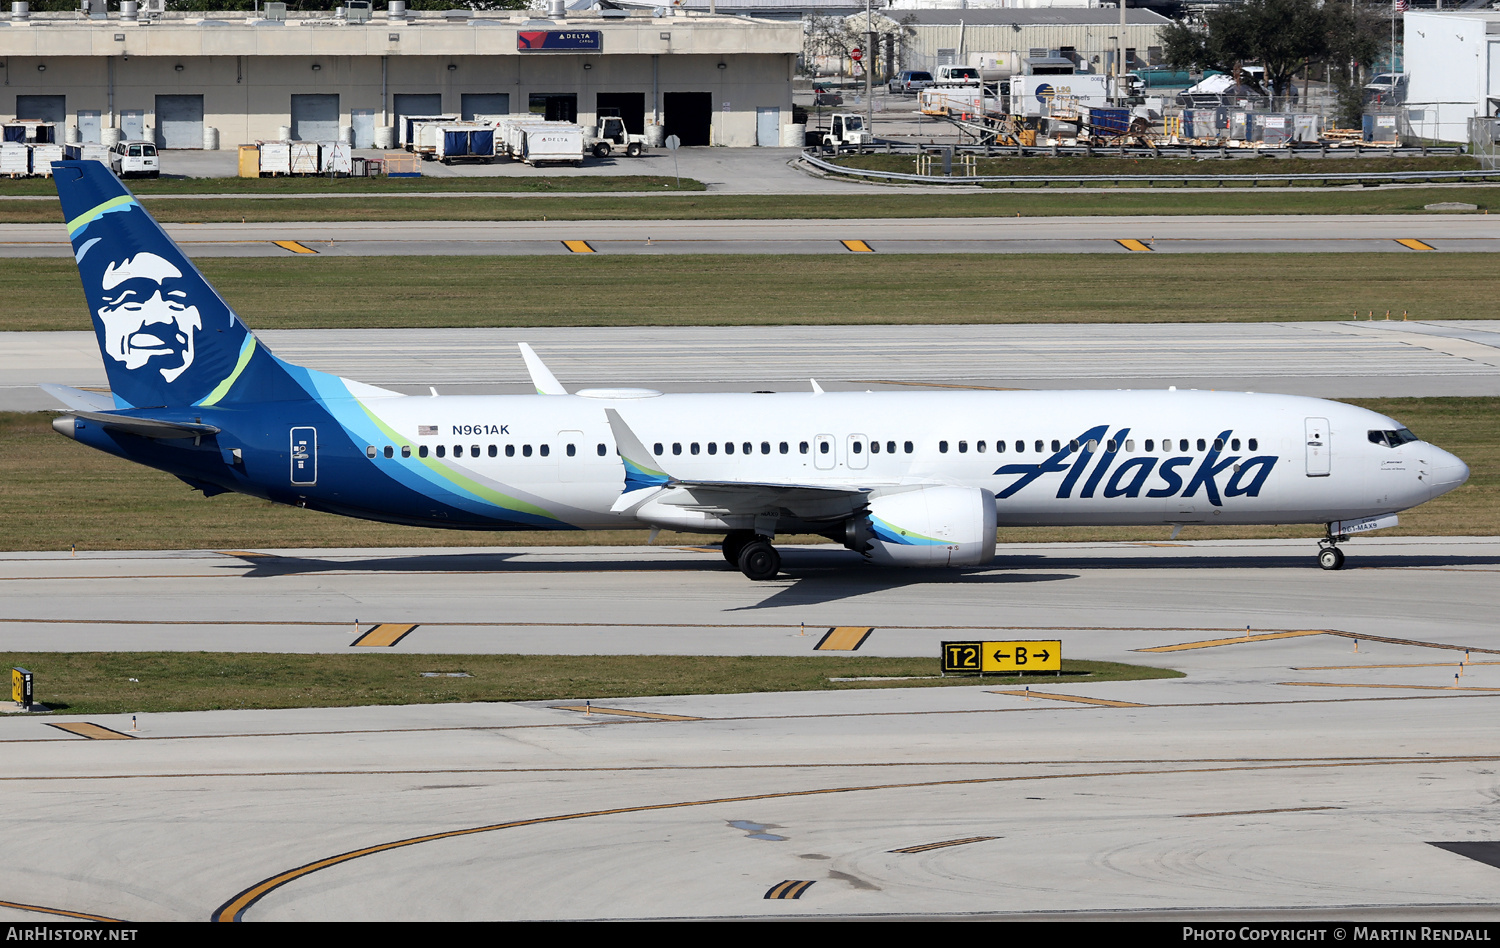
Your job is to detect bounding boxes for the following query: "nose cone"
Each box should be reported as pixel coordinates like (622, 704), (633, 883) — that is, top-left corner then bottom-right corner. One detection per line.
(1426, 446), (1470, 500)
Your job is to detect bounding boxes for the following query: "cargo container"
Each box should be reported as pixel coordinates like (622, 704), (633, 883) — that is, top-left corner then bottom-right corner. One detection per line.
(63, 143), (111, 164)
(319, 141), (353, 175)
(919, 86), (996, 118)
(0, 142), (29, 176)
(289, 141), (320, 175)
(513, 122), (584, 167)
(258, 141), (291, 175)
(1008, 74), (1109, 118)
(495, 116), (551, 159)
(401, 114), (457, 149)
(30, 144), (62, 176)
(2, 122), (56, 144)
(434, 125), (496, 163)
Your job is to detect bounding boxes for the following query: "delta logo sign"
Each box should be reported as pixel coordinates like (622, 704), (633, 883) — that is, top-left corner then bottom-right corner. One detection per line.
(517, 30), (603, 51)
(993, 426), (1278, 506)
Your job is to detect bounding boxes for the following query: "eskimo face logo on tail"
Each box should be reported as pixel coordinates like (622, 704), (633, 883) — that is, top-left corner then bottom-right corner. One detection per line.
(96, 252), (202, 383)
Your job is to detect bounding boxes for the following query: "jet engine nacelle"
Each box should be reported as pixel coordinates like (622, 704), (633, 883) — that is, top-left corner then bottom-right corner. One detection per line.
(845, 486), (997, 567)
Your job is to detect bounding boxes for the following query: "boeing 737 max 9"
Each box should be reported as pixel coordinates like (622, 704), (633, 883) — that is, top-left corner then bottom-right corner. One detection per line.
(42, 161), (1470, 579)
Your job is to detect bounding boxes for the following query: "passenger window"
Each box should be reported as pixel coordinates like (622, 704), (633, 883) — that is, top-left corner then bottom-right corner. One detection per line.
(904, 441), (913, 454)
(1086, 439), (1098, 452)
(419, 445), (429, 458)
(506, 445), (515, 457)
(1213, 438), (1223, 452)
(452, 445), (463, 457)
(853, 441), (863, 454)
(384, 445), (394, 459)
(488, 445), (497, 458)
(1051, 440), (1060, 452)
(743, 442), (752, 455)
(779, 442), (789, 454)
(819, 441), (829, 454)
(691, 443), (700, 455)
(1106, 439), (1117, 453)
(1179, 439), (1189, 452)
(366, 445), (376, 458)
(598, 443), (607, 456)
(1249, 438), (1258, 451)
(723, 442), (733, 455)
(1197, 439), (1207, 452)
(957, 441), (967, 453)
(870, 441), (880, 454)
(800, 441), (809, 454)
(1069, 440), (1079, 453)
(1231, 438), (1240, 451)
(1035, 440), (1044, 453)
(887, 441), (896, 454)
(977, 441), (986, 453)
(540, 444), (549, 457)
(939, 441), (949, 453)
(523, 445), (533, 457)
(472, 444), (480, 456)
(566, 444), (576, 457)
(708, 443), (718, 455)
(654, 443), (663, 456)
(673, 442), (682, 456)
(436, 445), (446, 458)
(402, 446), (412, 458)
(762, 442), (771, 454)
(1144, 439), (1153, 452)
(996, 440), (1006, 454)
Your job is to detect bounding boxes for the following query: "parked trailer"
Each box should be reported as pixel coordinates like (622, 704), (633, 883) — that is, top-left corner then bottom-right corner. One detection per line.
(919, 86), (996, 118)
(494, 116), (551, 159)
(516, 122), (584, 167)
(401, 114), (457, 149)
(434, 125), (496, 163)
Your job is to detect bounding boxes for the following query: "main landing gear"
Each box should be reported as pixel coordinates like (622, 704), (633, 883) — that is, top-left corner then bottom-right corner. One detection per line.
(1318, 530), (1346, 571)
(721, 529), (782, 581)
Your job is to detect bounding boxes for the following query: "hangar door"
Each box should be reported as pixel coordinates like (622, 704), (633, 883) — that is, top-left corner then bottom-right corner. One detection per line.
(461, 93), (509, 121)
(15, 95), (65, 123)
(291, 94), (340, 142)
(663, 92), (711, 146)
(155, 94), (203, 149)
(596, 92), (645, 133)
(394, 93), (442, 145)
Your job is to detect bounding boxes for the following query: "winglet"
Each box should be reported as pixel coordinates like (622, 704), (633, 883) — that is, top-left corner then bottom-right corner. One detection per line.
(604, 409), (672, 511)
(519, 343), (568, 395)
(810, 379), (824, 395)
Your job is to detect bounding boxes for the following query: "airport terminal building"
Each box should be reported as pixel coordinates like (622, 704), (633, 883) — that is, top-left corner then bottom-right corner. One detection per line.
(0, 7), (802, 148)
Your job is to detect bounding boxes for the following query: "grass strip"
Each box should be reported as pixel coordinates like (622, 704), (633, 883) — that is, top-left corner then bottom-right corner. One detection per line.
(4, 253), (1500, 332)
(3, 187), (1500, 224)
(2, 397), (1494, 552)
(0, 652), (1182, 714)
(0, 174), (705, 198)
(831, 153), (1487, 186)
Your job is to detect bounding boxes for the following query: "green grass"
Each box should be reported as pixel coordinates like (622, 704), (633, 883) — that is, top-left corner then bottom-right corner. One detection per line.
(831, 153), (1489, 187)
(2, 397), (1494, 553)
(6, 253), (1500, 332)
(0, 652), (1182, 714)
(5, 187), (1500, 225)
(0, 174), (705, 197)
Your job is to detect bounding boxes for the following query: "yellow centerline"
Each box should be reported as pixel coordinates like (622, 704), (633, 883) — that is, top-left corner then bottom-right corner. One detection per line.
(1137, 629), (1329, 652)
(989, 689), (1147, 708)
(551, 705), (702, 722)
(1281, 682), (1500, 692)
(0, 898), (125, 923)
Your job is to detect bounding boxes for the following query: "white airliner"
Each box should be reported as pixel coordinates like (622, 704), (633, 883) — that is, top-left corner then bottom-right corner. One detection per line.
(45, 160), (1471, 579)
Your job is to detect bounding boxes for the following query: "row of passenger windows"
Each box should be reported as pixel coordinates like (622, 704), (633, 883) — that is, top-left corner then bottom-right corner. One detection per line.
(936, 437), (1259, 454)
(366, 443), (609, 460)
(365, 436), (1263, 463)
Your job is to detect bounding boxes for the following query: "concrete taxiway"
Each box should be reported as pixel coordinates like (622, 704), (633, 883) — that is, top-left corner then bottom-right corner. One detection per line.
(7, 320), (1500, 411)
(3, 538), (1500, 921)
(1, 214), (1496, 258)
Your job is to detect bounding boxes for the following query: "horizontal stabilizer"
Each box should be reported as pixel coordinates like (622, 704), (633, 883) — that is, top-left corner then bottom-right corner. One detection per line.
(61, 409), (221, 440)
(39, 383), (115, 412)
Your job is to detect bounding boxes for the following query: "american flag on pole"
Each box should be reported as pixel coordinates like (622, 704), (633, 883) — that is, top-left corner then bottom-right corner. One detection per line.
(1396, 0), (1407, 11)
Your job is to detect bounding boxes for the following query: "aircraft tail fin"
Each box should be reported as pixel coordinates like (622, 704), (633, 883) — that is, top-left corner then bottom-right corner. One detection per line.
(54, 160), (261, 409)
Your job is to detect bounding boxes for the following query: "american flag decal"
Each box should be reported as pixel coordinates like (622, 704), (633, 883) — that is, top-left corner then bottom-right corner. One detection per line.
(418, 425), (438, 436)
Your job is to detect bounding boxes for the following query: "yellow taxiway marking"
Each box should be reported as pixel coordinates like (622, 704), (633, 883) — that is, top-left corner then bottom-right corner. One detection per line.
(841, 239), (875, 252)
(46, 722), (133, 740)
(1182, 805), (1341, 819)
(562, 240), (595, 253)
(551, 705), (702, 722)
(272, 240), (317, 254)
(351, 623), (418, 647)
(891, 836), (998, 854)
(989, 689), (1147, 708)
(815, 626), (874, 651)
(216, 755), (1495, 922)
(1396, 238), (1435, 251)
(217, 550), (273, 558)
(1296, 661), (1500, 670)
(1116, 238), (1153, 252)
(1281, 682), (1500, 692)
(0, 899), (125, 923)
(764, 880), (815, 900)
(1138, 629), (1328, 652)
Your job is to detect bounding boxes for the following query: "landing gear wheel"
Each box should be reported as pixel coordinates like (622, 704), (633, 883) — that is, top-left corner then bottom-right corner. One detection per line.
(1318, 546), (1345, 571)
(737, 538), (781, 581)
(721, 529), (754, 566)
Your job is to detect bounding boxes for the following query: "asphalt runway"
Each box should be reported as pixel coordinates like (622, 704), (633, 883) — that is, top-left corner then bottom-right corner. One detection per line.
(1, 214), (1496, 257)
(8, 320), (1500, 411)
(4, 537), (1500, 921)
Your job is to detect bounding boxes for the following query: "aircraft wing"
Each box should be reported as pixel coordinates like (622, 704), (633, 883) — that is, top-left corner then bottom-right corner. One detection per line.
(603, 408), (884, 518)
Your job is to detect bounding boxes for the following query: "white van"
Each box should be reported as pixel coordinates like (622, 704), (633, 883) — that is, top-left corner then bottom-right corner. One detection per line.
(110, 141), (159, 178)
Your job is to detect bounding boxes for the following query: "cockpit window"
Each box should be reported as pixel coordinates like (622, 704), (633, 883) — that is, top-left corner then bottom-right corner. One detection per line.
(1369, 428), (1419, 448)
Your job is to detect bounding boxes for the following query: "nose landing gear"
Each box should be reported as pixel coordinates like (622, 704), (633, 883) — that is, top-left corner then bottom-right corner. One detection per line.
(1317, 528), (1347, 570)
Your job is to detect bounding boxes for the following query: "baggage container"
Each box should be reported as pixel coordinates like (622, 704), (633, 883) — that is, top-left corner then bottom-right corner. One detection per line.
(515, 122), (583, 166)
(0, 142), (29, 176)
(495, 115), (550, 158)
(30, 144), (62, 176)
(238, 143), (260, 178)
(319, 140), (352, 174)
(401, 114), (456, 148)
(289, 141), (319, 175)
(63, 143), (110, 163)
(435, 125), (495, 162)
(258, 141), (291, 175)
